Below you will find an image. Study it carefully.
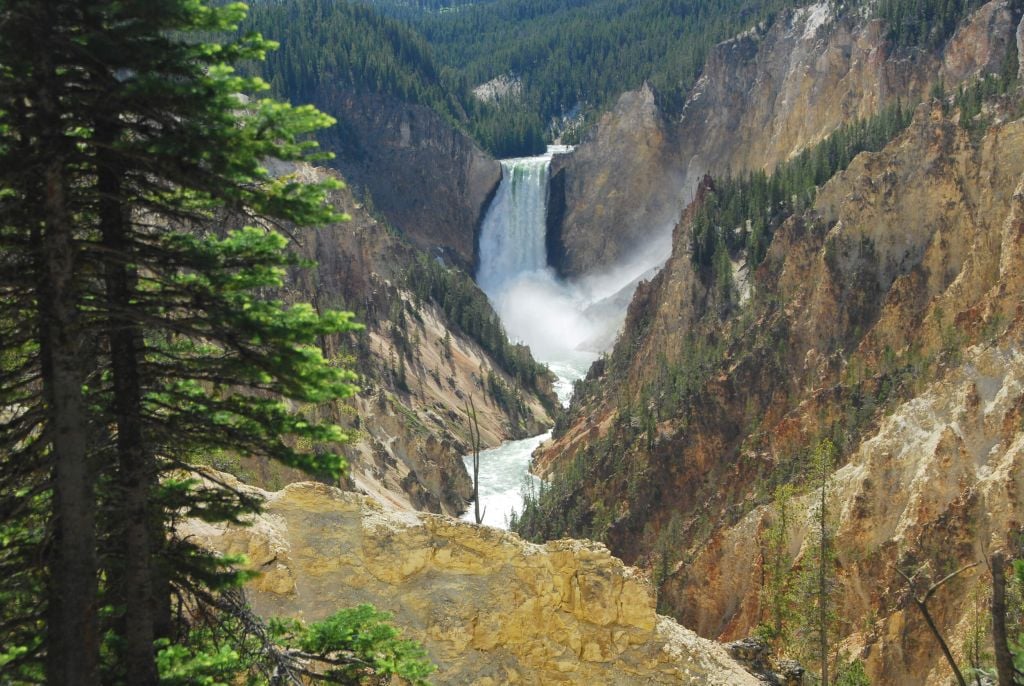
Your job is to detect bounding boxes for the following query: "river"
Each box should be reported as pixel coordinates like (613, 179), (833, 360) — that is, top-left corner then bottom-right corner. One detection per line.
(461, 146), (609, 528)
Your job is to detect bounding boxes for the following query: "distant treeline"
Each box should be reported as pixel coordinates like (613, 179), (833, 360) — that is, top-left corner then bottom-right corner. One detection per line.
(245, 0), (546, 157)
(404, 0), (805, 123)
(875, 0), (987, 51)
(243, 0), (1016, 158)
(245, 0), (468, 124)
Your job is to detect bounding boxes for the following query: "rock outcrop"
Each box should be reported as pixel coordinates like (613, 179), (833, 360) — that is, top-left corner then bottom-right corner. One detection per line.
(549, 0), (1021, 277)
(547, 84), (683, 278)
(317, 92), (501, 270)
(534, 93), (1024, 683)
(181, 473), (761, 686)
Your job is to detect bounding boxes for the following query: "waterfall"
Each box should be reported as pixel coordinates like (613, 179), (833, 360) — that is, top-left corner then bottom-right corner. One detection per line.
(467, 144), (668, 528)
(475, 147), (593, 360)
(476, 155), (553, 296)
(466, 146), (673, 528)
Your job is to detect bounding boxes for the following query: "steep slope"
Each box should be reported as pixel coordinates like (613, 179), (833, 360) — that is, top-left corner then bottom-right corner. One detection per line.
(529, 96), (1024, 683)
(181, 472), (762, 686)
(548, 0), (1021, 277)
(246, 0), (500, 269)
(219, 162), (555, 516)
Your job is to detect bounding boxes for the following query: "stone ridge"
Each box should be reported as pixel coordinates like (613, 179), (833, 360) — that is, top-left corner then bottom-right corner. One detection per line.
(181, 473), (760, 686)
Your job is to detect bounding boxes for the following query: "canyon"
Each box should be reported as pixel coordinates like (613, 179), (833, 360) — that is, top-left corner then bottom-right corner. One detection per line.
(204, 1), (1024, 683)
(532, 2), (1024, 682)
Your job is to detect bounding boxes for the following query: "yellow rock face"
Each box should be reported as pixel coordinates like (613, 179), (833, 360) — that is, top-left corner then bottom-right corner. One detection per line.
(180, 473), (759, 685)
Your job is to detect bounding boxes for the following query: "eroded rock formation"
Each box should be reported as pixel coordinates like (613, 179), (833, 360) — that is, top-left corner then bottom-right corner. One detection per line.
(181, 473), (760, 686)
(536, 94), (1024, 683)
(548, 0), (1021, 278)
(318, 92), (500, 270)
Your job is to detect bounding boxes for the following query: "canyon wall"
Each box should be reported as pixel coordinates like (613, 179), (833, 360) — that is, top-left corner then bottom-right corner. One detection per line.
(534, 90), (1024, 683)
(319, 92), (500, 270)
(548, 0), (1020, 278)
(239, 162), (554, 516)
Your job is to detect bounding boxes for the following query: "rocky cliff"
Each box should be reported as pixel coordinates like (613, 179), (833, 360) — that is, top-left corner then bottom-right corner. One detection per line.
(548, 0), (1021, 278)
(531, 91), (1024, 682)
(547, 84), (683, 278)
(231, 161), (554, 516)
(181, 472), (761, 686)
(317, 92), (500, 270)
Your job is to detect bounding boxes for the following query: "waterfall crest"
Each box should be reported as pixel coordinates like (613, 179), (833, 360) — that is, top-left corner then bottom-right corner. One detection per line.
(475, 144), (669, 361)
(477, 154), (555, 295)
(474, 148), (592, 360)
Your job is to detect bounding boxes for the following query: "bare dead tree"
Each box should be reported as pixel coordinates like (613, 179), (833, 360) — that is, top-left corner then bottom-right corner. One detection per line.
(894, 562), (979, 686)
(989, 551), (1023, 686)
(464, 397), (485, 525)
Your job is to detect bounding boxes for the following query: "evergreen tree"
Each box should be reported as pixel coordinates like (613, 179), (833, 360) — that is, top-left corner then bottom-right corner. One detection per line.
(794, 439), (839, 685)
(760, 484), (797, 646)
(0, 1), (439, 682)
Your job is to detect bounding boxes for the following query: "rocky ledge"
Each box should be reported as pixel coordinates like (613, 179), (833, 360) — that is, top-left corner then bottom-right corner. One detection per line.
(181, 472), (759, 685)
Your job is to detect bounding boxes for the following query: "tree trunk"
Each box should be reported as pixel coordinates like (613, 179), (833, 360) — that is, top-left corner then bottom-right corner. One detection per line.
(40, 153), (100, 686)
(991, 552), (1015, 686)
(99, 144), (163, 684)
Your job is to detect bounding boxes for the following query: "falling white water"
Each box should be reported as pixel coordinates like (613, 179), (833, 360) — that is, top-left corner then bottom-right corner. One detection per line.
(463, 145), (674, 528)
(477, 147), (596, 361)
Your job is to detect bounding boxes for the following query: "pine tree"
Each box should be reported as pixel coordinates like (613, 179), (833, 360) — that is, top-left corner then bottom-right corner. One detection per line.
(794, 439), (839, 685)
(760, 484), (797, 646)
(1, 0), (364, 680)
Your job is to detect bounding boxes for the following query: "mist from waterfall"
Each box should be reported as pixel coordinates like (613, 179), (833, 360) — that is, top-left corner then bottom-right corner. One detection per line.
(466, 146), (672, 528)
(476, 147), (671, 362)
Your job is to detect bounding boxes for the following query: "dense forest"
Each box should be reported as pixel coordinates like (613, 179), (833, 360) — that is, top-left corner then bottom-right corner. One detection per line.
(245, 0), (547, 157)
(404, 0), (804, 120)
(239, 0), (1009, 158)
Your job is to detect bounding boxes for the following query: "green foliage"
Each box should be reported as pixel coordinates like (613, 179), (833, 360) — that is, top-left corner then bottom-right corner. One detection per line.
(874, 0), (988, 51)
(0, 0), (416, 681)
(653, 512), (684, 610)
(834, 657), (872, 686)
(792, 440), (839, 683)
(1010, 559), (1024, 676)
(245, 0), (546, 157)
(247, 0), (465, 121)
(953, 38), (1021, 135)
(290, 605), (436, 684)
(162, 593), (435, 686)
(760, 484), (797, 647)
(960, 580), (994, 682)
(156, 640), (243, 686)
(407, 0), (807, 125)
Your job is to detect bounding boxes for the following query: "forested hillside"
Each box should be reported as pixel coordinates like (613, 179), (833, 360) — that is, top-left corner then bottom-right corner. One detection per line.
(245, 0), (545, 156)
(374, 0), (1001, 140)
(243, 0), (1001, 157)
(406, 0), (804, 120)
